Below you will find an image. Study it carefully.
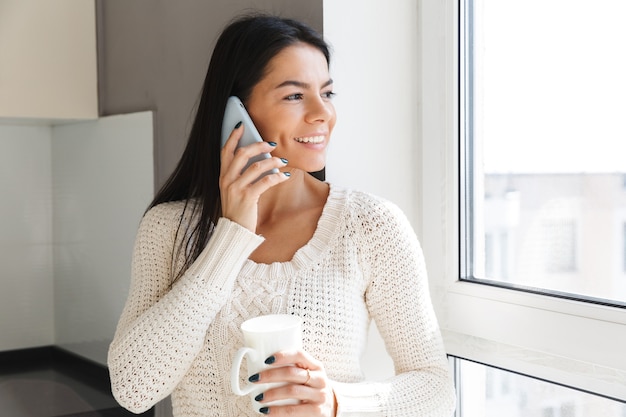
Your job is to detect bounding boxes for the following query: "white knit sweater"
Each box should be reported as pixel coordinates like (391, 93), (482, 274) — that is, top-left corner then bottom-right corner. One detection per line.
(108, 185), (456, 416)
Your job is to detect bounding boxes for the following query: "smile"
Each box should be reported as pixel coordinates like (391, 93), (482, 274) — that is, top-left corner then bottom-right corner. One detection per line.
(294, 135), (325, 144)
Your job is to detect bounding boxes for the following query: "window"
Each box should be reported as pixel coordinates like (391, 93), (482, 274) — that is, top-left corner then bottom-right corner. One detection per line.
(542, 218), (576, 274)
(461, 0), (626, 305)
(623, 222), (626, 274)
(457, 359), (626, 417)
(418, 0), (626, 411)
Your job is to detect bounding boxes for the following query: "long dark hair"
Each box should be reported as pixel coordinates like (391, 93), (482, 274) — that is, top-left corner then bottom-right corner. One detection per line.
(147, 13), (331, 282)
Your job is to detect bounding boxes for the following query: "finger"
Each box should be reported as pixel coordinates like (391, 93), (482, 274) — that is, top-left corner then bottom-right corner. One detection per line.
(219, 169), (289, 229)
(253, 364), (313, 385)
(220, 123), (274, 170)
(266, 349), (324, 372)
(258, 403), (324, 417)
(239, 154), (284, 177)
(220, 123), (244, 177)
(222, 141), (279, 181)
(222, 121), (243, 151)
(254, 368), (327, 398)
(258, 383), (325, 406)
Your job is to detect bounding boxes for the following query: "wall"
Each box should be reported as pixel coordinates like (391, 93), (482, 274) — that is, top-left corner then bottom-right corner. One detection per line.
(0, 114), (154, 365)
(0, 0), (97, 121)
(96, 0), (323, 190)
(324, 1), (420, 227)
(52, 113), (154, 365)
(0, 125), (54, 351)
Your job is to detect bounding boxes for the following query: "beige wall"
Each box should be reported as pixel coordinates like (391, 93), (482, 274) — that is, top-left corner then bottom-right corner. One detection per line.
(0, 0), (97, 121)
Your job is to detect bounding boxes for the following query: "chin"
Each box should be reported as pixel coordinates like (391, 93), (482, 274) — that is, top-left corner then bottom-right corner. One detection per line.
(291, 158), (326, 175)
(308, 156), (327, 173)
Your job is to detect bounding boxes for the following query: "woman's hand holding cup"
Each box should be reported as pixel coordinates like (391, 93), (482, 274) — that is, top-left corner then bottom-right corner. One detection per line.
(230, 314), (336, 416)
(251, 349), (337, 416)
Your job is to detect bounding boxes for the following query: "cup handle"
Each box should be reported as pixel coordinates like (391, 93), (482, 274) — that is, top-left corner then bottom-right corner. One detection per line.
(230, 347), (257, 396)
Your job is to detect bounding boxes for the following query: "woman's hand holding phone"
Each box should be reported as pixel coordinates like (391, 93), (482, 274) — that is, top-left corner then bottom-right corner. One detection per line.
(219, 121), (289, 233)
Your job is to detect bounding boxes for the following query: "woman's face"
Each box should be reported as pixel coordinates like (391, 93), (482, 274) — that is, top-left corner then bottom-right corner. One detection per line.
(245, 42), (336, 174)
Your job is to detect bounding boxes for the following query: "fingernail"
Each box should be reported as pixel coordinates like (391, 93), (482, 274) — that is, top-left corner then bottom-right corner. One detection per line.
(267, 141), (277, 146)
(283, 172), (291, 177)
(259, 407), (270, 414)
(234, 121), (242, 129)
(248, 373), (260, 382)
(264, 356), (276, 365)
(280, 158), (288, 164)
(255, 393), (264, 401)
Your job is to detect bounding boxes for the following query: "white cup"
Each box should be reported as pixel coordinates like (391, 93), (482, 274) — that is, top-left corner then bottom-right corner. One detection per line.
(230, 314), (302, 412)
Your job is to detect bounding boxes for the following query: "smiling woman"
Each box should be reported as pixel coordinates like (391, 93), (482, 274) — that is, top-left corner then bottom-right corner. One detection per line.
(107, 13), (455, 417)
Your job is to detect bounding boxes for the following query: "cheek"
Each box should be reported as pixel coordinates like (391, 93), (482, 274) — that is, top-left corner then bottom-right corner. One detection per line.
(253, 121), (272, 141)
(250, 110), (292, 141)
(251, 118), (279, 142)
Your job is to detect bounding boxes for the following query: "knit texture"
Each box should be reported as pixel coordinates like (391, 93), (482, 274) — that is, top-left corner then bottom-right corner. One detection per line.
(108, 185), (456, 416)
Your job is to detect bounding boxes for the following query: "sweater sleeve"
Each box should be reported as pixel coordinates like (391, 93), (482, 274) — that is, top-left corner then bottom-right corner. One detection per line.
(107, 204), (264, 413)
(332, 196), (456, 417)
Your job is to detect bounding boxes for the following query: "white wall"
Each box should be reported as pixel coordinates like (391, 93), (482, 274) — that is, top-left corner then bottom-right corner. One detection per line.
(52, 112), (154, 364)
(324, 0), (421, 228)
(0, 112), (154, 366)
(323, 0), (421, 381)
(0, 125), (55, 350)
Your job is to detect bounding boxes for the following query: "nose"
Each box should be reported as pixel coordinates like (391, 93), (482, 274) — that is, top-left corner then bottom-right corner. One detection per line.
(305, 96), (334, 124)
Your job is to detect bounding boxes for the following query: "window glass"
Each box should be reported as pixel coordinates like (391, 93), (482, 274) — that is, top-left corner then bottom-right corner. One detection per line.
(462, 0), (626, 304)
(457, 359), (626, 416)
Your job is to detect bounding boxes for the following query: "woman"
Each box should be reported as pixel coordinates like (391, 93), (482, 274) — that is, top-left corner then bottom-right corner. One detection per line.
(108, 13), (456, 417)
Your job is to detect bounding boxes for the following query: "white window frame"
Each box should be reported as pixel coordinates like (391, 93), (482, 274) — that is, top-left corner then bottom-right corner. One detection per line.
(418, 0), (626, 401)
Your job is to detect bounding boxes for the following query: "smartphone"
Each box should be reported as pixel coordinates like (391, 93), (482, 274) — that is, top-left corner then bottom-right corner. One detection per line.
(221, 96), (278, 177)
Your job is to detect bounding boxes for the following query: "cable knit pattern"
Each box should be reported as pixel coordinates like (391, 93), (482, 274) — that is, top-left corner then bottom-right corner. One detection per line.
(108, 184), (456, 416)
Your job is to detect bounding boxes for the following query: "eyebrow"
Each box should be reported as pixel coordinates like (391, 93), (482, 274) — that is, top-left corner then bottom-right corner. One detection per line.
(275, 79), (334, 89)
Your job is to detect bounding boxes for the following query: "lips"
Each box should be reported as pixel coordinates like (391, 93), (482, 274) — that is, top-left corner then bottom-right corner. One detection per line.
(294, 135), (325, 144)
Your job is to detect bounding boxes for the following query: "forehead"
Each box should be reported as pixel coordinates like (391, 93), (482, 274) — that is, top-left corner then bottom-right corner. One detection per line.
(261, 43), (330, 85)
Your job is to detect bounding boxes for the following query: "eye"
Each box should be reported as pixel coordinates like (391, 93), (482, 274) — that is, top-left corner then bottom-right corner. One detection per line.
(322, 91), (336, 100)
(285, 93), (304, 101)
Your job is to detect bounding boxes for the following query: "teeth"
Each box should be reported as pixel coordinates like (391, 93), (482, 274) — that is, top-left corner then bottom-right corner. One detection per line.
(294, 135), (324, 144)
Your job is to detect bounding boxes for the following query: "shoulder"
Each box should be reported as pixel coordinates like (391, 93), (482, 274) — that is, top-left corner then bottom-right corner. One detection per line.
(329, 184), (414, 238)
(137, 200), (198, 243)
(329, 185), (424, 270)
(333, 186), (408, 226)
(142, 200), (188, 228)
(131, 201), (199, 268)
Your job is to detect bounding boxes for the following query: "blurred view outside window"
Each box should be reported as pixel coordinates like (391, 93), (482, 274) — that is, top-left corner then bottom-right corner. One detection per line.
(458, 360), (626, 417)
(463, 0), (626, 305)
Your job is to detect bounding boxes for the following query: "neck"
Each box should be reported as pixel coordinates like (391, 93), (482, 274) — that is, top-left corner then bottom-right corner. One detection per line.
(257, 169), (328, 225)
